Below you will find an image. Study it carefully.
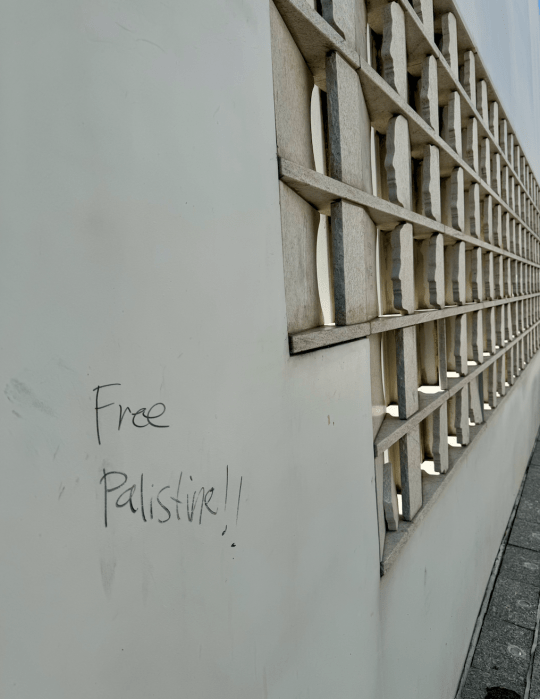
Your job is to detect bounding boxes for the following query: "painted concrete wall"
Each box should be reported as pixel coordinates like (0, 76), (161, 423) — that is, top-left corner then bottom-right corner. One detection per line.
(1, 1), (539, 698)
(454, 0), (540, 176)
(0, 2), (381, 698)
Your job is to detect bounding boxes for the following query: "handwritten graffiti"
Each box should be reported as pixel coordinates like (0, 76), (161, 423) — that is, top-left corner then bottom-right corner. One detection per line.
(99, 467), (242, 530)
(93, 383), (169, 445)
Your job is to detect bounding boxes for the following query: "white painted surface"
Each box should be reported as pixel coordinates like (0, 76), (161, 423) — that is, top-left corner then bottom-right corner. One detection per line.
(454, 0), (540, 176)
(0, 2), (381, 698)
(1, 1), (540, 698)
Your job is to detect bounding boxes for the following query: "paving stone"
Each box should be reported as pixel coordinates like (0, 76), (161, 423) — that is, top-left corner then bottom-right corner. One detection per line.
(528, 450), (540, 463)
(524, 486), (540, 505)
(460, 437), (540, 697)
(523, 474), (540, 491)
(461, 668), (524, 698)
(523, 491), (540, 509)
(499, 545), (540, 587)
(509, 518), (540, 552)
(519, 483), (540, 506)
(516, 493), (540, 525)
(525, 469), (540, 484)
(483, 689), (523, 698)
(486, 577), (539, 630)
(472, 617), (532, 685)
(529, 648), (540, 698)
(517, 473), (540, 503)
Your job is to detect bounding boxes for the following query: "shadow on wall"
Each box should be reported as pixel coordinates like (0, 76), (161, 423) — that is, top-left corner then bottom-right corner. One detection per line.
(484, 687), (520, 698)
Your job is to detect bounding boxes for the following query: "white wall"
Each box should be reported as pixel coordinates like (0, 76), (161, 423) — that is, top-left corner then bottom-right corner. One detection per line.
(0, 2), (382, 698)
(2, 1), (540, 698)
(454, 0), (540, 176)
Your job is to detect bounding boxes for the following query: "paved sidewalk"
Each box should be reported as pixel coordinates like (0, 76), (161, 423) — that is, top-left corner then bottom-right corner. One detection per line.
(459, 435), (540, 699)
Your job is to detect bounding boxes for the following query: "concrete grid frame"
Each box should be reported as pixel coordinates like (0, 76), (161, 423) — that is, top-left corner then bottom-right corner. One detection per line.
(270, 0), (540, 573)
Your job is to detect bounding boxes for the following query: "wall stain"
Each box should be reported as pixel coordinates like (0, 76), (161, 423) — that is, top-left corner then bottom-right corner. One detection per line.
(5, 379), (55, 417)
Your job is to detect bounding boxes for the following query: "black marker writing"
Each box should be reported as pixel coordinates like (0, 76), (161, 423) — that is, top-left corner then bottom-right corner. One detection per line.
(92, 383), (169, 445)
(157, 486), (171, 523)
(98, 466), (243, 535)
(93, 384), (121, 446)
(171, 471), (183, 521)
(99, 469), (127, 527)
(236, 477), (243, 524)
(140, 473), (146, 522)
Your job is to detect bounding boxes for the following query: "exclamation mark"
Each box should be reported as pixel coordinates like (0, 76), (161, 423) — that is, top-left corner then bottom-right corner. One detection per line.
(236, 476), (243, 525)
(231, 476), (242, 548)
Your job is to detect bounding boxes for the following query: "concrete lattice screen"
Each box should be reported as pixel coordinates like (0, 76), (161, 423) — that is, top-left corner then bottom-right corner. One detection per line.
(271, 0), (540, 572)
